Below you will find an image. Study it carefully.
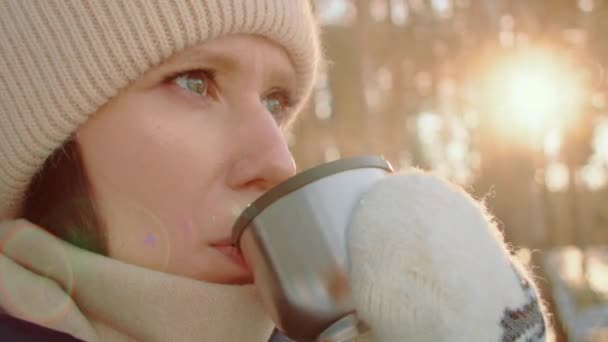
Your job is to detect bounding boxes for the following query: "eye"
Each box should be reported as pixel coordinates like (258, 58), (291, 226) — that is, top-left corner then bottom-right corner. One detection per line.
(172, 70), (216, 97)
(262, 90), (293, 120)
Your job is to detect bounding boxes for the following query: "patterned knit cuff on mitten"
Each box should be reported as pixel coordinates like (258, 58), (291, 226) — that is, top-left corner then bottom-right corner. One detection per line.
(346, 169), (550, 342)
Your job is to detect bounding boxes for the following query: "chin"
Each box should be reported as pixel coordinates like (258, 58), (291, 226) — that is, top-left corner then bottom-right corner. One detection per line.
(194, 273), (254, 285)
(217, 266), (255, 285)
(189, 265), (255, 285)
(226, 274), (255, 285)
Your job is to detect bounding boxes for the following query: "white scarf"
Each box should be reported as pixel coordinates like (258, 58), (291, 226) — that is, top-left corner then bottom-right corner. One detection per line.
(0, 219), (274, 342)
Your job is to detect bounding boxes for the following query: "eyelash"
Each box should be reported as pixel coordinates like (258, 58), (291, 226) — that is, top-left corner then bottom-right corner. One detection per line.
(166, 69), (217, 98)
(264, 89), (295, 124)
(166, 69), (295, 124)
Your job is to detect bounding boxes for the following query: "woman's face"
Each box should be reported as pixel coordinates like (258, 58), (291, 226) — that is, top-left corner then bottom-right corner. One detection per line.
(76, 35), (298, 284)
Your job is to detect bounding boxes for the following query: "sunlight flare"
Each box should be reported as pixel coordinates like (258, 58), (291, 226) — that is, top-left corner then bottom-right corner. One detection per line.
(480, 47), (587, 146)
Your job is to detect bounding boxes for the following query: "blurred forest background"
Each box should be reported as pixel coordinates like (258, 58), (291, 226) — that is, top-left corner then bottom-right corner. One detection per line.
(290, 0), (608, 340)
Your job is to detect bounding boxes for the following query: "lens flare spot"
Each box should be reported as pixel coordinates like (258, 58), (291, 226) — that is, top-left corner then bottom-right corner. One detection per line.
(144, 233), (157, 245)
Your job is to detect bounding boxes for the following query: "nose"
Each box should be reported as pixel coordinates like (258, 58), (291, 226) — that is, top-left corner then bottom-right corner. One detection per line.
(226, 106), (296, 192)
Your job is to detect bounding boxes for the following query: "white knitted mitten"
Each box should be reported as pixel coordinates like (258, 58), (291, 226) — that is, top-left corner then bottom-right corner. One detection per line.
(346, 170), (549, 342)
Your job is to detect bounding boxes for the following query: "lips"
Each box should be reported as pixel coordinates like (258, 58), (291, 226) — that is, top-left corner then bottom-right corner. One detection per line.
(211, 243), (250, 271)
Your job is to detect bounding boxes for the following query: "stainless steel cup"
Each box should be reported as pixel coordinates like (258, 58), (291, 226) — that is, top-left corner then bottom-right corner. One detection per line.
(232, 156), (393, 342)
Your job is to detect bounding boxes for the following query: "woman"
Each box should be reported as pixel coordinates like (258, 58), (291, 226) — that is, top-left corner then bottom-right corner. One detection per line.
(0, 1), (318, 340)
(0, 1), (549, 341)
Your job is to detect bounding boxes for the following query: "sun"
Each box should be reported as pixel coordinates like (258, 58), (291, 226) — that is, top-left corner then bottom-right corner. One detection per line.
(479, 47), (587, 146)
(504, 62), (561, 129)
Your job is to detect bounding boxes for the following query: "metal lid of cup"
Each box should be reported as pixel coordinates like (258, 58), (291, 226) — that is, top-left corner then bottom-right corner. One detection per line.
(231, 156), (393, 247)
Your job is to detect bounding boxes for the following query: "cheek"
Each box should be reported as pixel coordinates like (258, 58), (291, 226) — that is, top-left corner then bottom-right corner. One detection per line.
(79, 85), (232, 210)
(77, 88), (235, 269)
(103, 194), (173, 271)
(78, 84), (231, 184)
(103, 197), (212, 274)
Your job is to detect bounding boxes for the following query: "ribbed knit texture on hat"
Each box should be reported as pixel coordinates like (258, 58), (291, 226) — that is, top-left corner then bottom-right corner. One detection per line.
(0, 0), (321, 219)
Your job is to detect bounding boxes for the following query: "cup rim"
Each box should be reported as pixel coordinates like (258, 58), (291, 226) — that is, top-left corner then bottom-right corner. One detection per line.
(231, 155), (393, 247)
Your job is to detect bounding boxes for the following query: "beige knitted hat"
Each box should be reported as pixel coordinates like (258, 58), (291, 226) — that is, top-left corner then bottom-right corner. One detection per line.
(0, 0), (321, 220)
